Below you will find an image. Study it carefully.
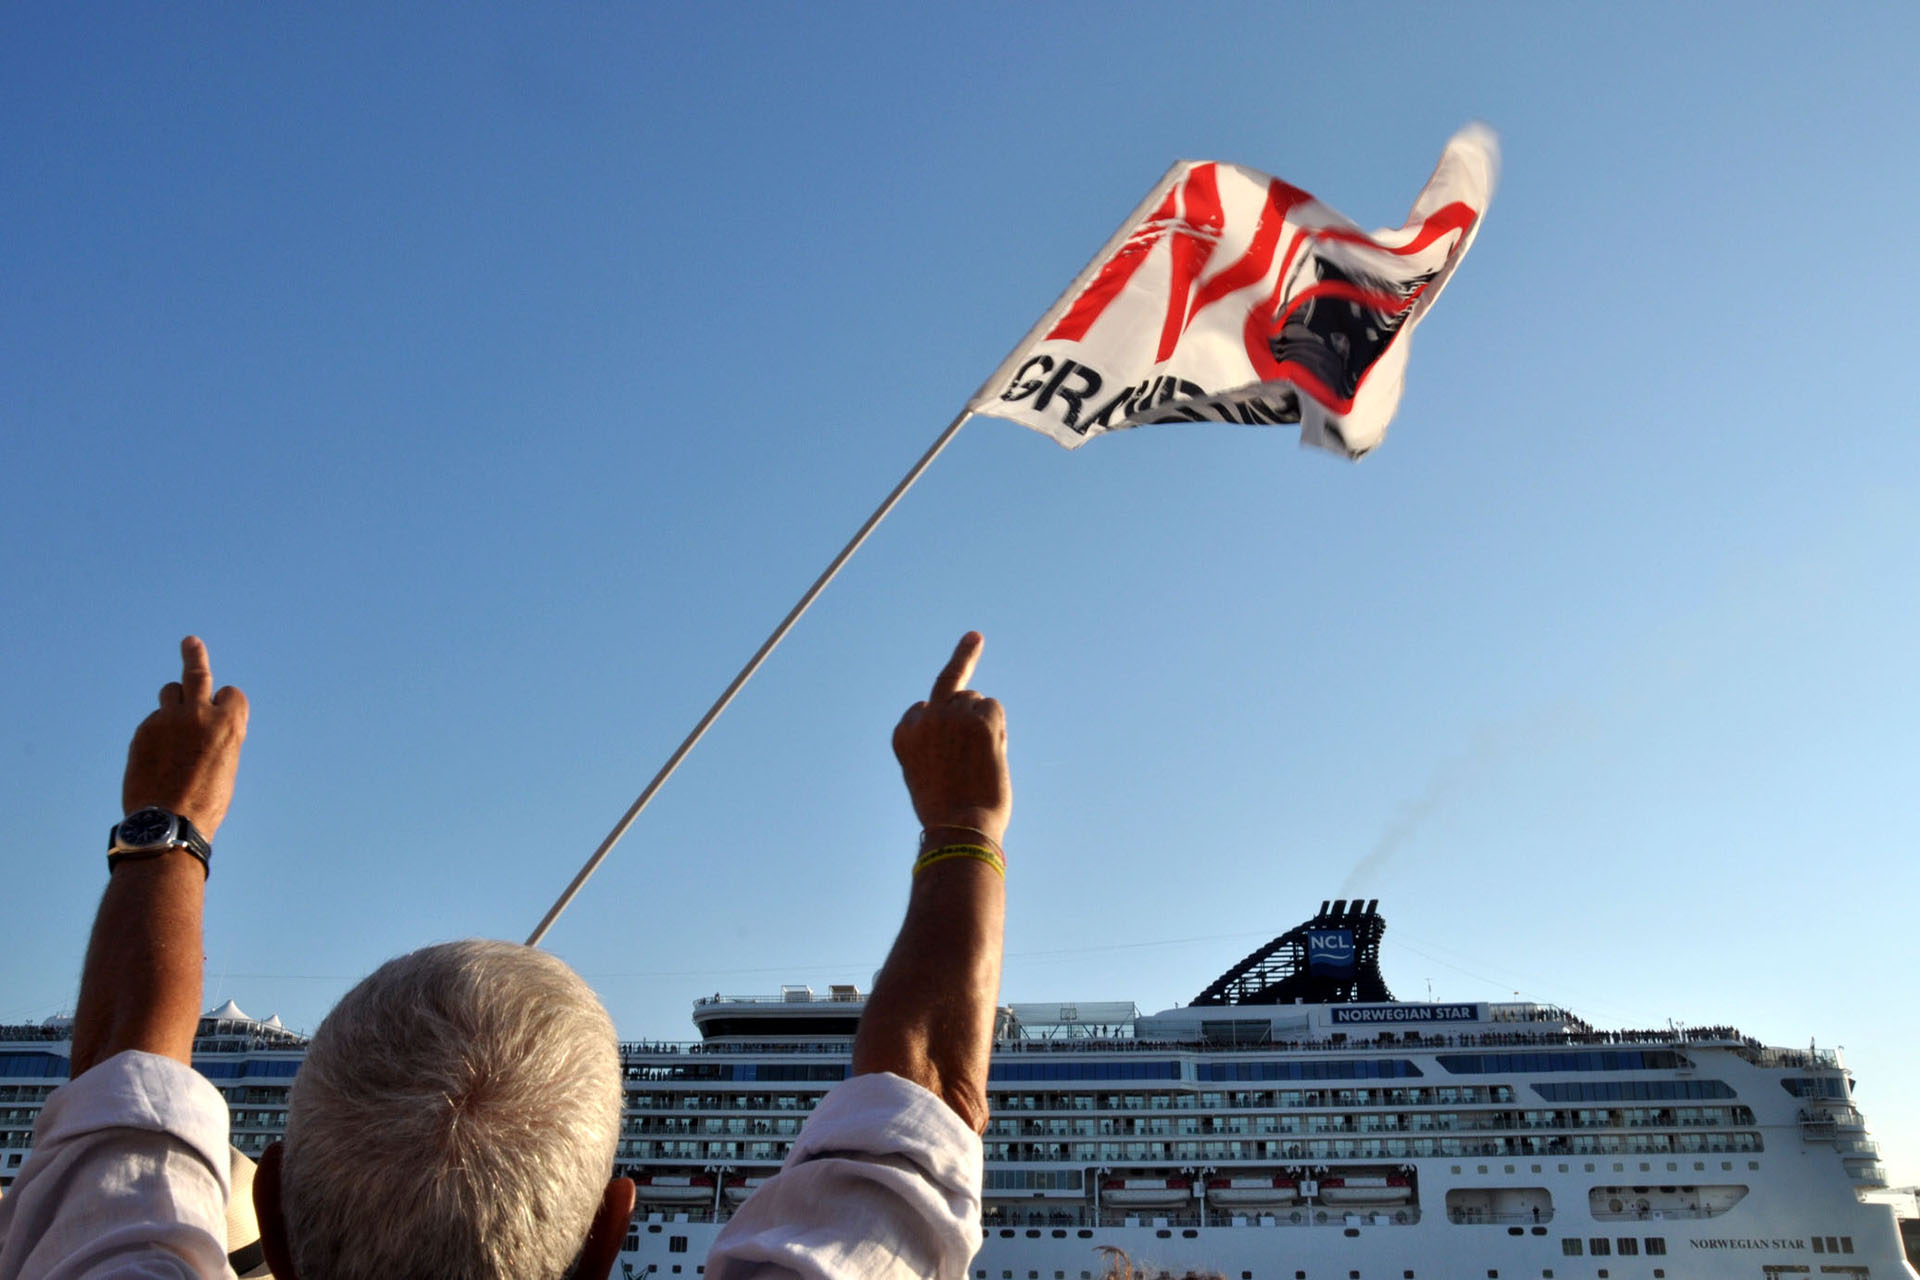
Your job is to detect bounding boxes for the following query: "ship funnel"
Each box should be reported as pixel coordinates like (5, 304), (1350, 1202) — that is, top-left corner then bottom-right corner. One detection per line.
(1188, 901), (1394, 1007)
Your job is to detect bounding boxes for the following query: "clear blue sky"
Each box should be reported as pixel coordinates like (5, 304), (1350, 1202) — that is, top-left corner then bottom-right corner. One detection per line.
(6, 4), (1917, 1186)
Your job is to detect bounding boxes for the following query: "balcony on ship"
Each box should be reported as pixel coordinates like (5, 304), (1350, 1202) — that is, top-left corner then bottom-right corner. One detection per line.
(1845, 1160), (1889, 1186)
(980, 1205), (1426, 1231)
(1442, 1185), (1552, 1225)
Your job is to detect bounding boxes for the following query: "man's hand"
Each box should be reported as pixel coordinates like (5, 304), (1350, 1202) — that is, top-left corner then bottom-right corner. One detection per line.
(122, 636), (249, 839)
(73, 636), (246, 1074)
(856, 632), (1012, 1132)
(891, 632), (1010, 847)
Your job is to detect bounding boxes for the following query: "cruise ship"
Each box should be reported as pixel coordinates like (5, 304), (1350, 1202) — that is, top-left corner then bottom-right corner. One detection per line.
(2, 901), (1909, 1279)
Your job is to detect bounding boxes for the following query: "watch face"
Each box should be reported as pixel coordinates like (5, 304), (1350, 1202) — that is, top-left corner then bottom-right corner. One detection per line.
(118, 807), (176, 846)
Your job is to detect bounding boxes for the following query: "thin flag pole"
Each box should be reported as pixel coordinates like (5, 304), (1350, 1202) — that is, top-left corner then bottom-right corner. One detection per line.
(526, 408), (977, 947)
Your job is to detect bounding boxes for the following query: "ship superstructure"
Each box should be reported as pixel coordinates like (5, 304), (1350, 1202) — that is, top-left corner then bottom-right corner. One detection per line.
(2, 903), (1908, 1278)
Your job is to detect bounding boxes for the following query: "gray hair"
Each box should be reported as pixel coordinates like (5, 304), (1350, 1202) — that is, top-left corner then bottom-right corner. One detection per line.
(280, 940), (623, 1280)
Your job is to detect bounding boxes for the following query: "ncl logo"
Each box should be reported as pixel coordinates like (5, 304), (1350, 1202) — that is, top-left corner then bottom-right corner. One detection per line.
(1307, 929), (1356, 974)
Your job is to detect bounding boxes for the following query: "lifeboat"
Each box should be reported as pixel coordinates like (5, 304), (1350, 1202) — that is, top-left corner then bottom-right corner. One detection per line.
(1206, 1175), (1299, 1207)
(1317, 1175), (1412, 1206)
(723, 1176), (769, 1205)
(1101, 1177), (1192, 1208)
(633, 1174), (714, 1205)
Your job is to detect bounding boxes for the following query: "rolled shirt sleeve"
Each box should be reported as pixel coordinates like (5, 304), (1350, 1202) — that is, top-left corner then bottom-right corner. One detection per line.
(0, 1051), (232, 1280)
(706, 1072), (983, 1280)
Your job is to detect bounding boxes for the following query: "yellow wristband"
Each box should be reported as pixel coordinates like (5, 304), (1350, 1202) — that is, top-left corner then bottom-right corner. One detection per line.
(919, 825), (1004, 861)
(912, 843), (1006, 879)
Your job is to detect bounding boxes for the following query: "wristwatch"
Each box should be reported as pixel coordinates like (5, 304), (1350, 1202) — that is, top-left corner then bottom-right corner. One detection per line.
(108, 806), (213, 878)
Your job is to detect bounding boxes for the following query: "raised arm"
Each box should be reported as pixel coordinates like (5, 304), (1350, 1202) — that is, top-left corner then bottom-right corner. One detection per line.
(69, 636), (249, 1076)
(851, 631), (1010, 1134)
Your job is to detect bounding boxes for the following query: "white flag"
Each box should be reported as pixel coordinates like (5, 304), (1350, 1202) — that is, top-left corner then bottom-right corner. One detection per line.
(967, 125), (1497, 459)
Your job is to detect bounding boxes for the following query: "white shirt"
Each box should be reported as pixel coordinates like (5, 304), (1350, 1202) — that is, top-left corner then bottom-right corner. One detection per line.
(0, 1058), (980, 1280)
(707, 1072), (984, 1280)
(0, 1051), (233, 1280)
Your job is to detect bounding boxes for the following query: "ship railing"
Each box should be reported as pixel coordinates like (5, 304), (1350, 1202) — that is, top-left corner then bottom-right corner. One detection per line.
(1206, 1208), (1422, 1229)
(632, 1202), (1423, 1231)
(1447, 1210), (1554, 1225)
(693, 991), (866, 1007)
(983, 1209), (1423, 1230)
(1487, 1003), (1572, 1023)
(1590, 1207), (1714, 1222)
(190, 1036), (307, 1055)
(623, 1026), (1816, 1061)
(1730, 1044), (1840, 1070)
(636, 1208), (724, 1226)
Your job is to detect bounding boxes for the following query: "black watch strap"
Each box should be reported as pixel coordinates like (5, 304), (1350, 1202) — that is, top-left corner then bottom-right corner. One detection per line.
(107, 809), (213, 879)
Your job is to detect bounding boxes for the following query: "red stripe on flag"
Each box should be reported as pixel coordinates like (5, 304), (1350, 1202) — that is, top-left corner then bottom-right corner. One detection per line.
(1240, 227), (1314, 380)
(1276, 281), (1424, 322)
(1045, 184), (1184, 343)
(1315, 201), (1479, 256)
(1167, 178), (1307, 361)
(1154, 164), (1225, 362)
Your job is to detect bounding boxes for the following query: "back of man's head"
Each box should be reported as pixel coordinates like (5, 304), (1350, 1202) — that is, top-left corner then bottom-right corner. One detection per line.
(279, 939), (623, 1280)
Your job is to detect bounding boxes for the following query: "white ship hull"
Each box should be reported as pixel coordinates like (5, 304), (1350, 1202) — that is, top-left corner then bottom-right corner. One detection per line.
(612, 1030), (1913, 1280)
(4, 902), (1909, 1279)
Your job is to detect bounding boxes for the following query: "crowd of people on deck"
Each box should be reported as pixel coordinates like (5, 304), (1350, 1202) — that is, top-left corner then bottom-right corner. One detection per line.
(0, 633), (1015, 1280)
(999, 1023), (1771, 1055)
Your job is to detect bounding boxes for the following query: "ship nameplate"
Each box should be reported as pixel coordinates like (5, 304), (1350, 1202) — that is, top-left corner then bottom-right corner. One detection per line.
(1330, 1004), (1478, 1024)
